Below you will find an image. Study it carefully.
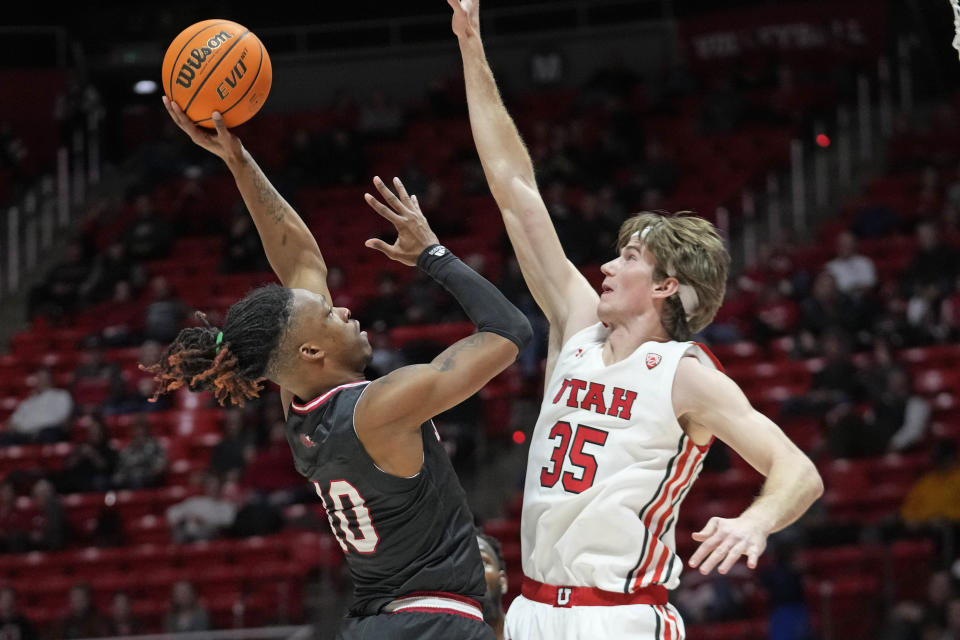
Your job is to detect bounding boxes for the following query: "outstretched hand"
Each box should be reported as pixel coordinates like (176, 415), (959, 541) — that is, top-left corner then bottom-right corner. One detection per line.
(447, 0), (480, 40)
(162, 96), (244, 164)
(364, 176), (439, 266)
(689, 515), (768, 575)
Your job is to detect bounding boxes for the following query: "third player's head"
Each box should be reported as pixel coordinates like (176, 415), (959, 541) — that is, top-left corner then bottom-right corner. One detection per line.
(143, 283), (371, 406)
(598, 212), (728, 341)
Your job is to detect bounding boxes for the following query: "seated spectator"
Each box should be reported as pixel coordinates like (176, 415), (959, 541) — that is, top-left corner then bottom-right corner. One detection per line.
(113, 416), (167, 489)
(0, 368), (73, 445)
(29, 478), (66, 551)
(751, 281), (799, 344)
(58, 582), (106, 639)
(787, 330), (862, 415)
(221, 211), (269, 273)
(0, 478), (28, 552)
(870, 368), (931, 453)
(106, 591), (140, 636)
(361, 272), (406, 329)
(122, 194), (172, 261)
(0, 586), (36, 640)
(166, 472), (236, 543)
(796, 271), (861, 345)
(97, 281), (144, 347)
(60, 413), (118, 493)
(164, 580), (210, 633)
(825, 231), (877, 297)
(26, 240), (92, 321)
(901, 221), (959, 295)
(143, 276), (188, 343)
(81, 240), (146, 304)
(71, 337), (125, 410)
(901, 439), (960, 527)
(883, 570), (957, 639)
(209, 408), (249, 482)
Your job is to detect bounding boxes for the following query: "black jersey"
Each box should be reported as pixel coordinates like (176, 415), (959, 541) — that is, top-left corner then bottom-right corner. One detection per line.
(284, 381), (487, 617)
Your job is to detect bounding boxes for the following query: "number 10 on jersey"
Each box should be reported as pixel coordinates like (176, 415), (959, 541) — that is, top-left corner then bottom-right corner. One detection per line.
(539, 422), (609, 493)
(314, 479), (380, 554)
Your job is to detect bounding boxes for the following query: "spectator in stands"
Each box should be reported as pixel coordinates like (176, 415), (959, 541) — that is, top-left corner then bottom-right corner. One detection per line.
(796, 271), (861, 345)
(221, 211), (269, 274)
(870, 368), (932, 453)
(477, 530), (507, 640)
(751, 281), (799, 345)
(106, 591), (140, 636)
(358, 90), (404, 138)
(58, 582), (106, 639)
(906, 283), (945, 345)
(939, 274), (960, 340)
(122, 194), (172, 261)
(143, 276), (188, 343)
(0, 586), (36, 640)
(209, 408), (249, 482)
(825, 231), (877, 297)
(788, 330), (862, 415)
(98, 280), (144, 347)
(884, 570), (957, 640)
(71, 337), (125, 411)
(113, 416), (167, 489)
(81, 240), (146, 304)
(361, 272), (406, 329)
(902, 221), (959, 295)
(29, 478), (66, 551)
(759, 540), (814, 640)
(0, 478), (27, 553)
(166, 471), (236, 543)
(26, 240), (92, 321)
(164, 580), (210, 633)
(60, 413), (118, 493)
(0, 367), (73, 445)
(901, 439), (960, 528)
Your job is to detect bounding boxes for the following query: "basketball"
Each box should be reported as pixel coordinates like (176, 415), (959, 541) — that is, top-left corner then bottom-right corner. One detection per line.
(161, 19), (272, 128)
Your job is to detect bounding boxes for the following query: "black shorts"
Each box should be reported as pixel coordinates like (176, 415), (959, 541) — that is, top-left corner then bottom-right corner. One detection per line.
(338, 610), (495, 640)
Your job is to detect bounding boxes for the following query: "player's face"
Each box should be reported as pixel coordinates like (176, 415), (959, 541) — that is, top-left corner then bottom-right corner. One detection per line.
(597, 239), (659, 323)
(477, 536), (505, 600)
(293, 289), (372, 370)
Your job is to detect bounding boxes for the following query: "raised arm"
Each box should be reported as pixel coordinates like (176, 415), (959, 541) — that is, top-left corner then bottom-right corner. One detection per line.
(673, 358), (824, 575)
(354, 177), (532, 477)
(448, 0), (598, 338)
(162, 97), (329, 298)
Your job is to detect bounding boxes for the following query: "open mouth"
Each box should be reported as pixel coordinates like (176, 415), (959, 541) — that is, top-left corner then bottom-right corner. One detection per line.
(601, 284), (613, 295)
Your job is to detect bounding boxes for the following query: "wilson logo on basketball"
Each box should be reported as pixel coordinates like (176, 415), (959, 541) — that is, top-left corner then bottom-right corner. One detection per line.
(645, 353), (662, 369)
(175, 31), (233, 89)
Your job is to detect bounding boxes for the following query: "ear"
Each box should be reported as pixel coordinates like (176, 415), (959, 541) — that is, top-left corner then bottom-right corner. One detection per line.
(652, 275), (679, 299)
(499, 570), (508, 596)
(298, 342), (326, 364)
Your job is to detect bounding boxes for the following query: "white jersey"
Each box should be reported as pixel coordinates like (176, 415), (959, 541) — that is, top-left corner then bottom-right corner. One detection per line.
(520, 323), (720, 593)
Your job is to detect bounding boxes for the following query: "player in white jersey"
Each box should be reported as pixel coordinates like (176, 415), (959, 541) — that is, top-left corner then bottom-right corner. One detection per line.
(446, 2), (825, 638)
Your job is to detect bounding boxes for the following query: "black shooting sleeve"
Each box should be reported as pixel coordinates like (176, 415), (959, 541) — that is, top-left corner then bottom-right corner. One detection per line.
(417, 245), (533, 352)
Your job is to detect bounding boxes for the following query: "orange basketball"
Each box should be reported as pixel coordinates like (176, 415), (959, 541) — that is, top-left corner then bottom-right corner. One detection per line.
(161, 19), (272, 128)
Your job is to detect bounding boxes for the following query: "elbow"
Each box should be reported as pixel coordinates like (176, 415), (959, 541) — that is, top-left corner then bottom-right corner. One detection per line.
(806, 460), (825, 503)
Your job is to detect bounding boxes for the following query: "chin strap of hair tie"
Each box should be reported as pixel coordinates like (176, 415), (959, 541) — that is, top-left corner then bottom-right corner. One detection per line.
(215, 331), (224, 354)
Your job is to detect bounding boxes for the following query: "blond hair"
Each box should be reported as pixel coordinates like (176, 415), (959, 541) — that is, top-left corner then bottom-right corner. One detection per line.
(616, 212), (729, 341)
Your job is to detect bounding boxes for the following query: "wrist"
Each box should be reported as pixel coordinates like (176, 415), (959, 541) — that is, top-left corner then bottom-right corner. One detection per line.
(224, 147), (249, 172)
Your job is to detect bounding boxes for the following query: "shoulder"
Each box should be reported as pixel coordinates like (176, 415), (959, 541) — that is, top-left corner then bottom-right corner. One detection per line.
(673, 354), (741, 415)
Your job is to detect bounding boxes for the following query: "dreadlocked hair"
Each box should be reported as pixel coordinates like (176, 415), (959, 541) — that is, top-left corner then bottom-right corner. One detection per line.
(141, 284), (294, 407)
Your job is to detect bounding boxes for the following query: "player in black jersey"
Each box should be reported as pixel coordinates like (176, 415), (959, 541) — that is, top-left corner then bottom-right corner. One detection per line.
(147, 98), (533, 639)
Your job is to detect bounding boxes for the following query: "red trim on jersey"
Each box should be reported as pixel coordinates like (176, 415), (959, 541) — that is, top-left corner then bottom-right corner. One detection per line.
(290, 381), (368, 414)
(521, 577), (667, 607)
(631, 439), (697, 591)
(663, 605), (681, 638)
(693, 342), (725, 373)
(649, 446), (707, 584)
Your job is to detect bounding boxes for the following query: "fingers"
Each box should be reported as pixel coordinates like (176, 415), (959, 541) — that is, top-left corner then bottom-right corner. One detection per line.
(691, 517), (719, 542)
(364, 191), (402, 224)
(446, 0), (463, 14)
(392, 177), (415, 210)
(211, 111), (228, 136)
(364, 238), (393, 257)
(372, 176), (408, 214)
(746, 544), (761, 569)
(688, 532), (720, 570)
(716, 540), (749, 575)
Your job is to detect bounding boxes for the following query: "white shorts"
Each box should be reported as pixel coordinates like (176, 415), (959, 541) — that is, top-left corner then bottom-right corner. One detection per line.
(504, 595), (686, 640)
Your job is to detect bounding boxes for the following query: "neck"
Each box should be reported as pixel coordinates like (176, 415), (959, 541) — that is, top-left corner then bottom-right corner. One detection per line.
(602, 310), (670, 365)
(286, 369), (366, 403)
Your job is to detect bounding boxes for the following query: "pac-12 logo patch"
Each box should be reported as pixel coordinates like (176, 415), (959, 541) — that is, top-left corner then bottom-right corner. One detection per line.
(300, 433), (316, 448)
(645, 353), (662, 369)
